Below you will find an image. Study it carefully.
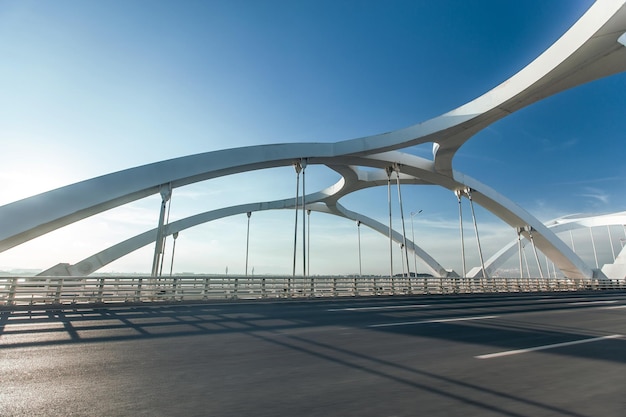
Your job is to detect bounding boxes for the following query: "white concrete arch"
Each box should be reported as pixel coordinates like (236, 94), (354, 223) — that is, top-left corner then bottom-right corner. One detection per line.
(39, 151), (591, 279)
(43, 201), (449, 278)
(471, 212), (626, 278)
(1, 149), (597, 279)
(318, 152), (594, 279)
(0, 143), (335, 253)
(2, 0), (626, 254)
(333, 0), (626, 174)
(0, 0), (624, 279)
(39, 165), (449, 277)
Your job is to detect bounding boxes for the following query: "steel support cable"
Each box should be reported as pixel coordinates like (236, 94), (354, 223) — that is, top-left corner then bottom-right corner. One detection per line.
(395, 165), (411, 282)
(308, 209), (313, 295)
(159, 194), (173, 277)
(356, 220), (361, 295)
(466, 188), (488, 281)
(291, 162), (302, 293)
(386, 166), (394, 283)
(522, 242), (531, 280)
(245, 212), (252, 276)
(151, 184), (172, 277)
(410, 212), (419, 282)
(170, 232), (179, 277)
(590, 227), (599, 269)
(151, 198), (167, 277)
(608, 225), (616, 261)
(516, 228), (523, 288)
(357, 220), (362, 278)
(302, 159), (307, 281)
(517, 228), (523, 278)
(456, 190), (467, 278)
(400, 243), (406, 280)
(528, 228), (545, 279)
(170, 231), (179, 296)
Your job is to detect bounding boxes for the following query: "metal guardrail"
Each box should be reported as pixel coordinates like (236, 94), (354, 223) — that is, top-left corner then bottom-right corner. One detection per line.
(1, 275), (625, 307)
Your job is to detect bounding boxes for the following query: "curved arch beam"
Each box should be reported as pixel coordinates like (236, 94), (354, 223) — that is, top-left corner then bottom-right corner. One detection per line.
(41, 169), (449, 277)
(42, 151), (592, 279)
(318, 151), (594, 279)
(471, 212), (626, 278)
(0, 144), (333, 253)
(2, 1), (626, 255)
(333, 0), (626, 173)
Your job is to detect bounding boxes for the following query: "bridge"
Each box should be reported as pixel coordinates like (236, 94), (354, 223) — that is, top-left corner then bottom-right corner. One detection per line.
(2, 0), (626, 305)
(3, 3), (626, 417)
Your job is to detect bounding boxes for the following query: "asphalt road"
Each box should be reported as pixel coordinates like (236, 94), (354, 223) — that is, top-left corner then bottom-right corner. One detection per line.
(1, 291), (626, 417)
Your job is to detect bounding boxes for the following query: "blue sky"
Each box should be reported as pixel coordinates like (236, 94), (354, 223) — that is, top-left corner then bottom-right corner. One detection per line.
(1, 0), (625, 275)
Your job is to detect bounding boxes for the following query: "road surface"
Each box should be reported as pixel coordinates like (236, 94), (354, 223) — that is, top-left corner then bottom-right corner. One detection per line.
(1, 291), (625, 416)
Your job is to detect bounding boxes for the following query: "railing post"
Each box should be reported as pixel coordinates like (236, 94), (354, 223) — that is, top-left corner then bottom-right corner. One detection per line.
(172, 276), (179, 300)
(98, 277), (105, 302)
(7, 277), (18, 305)
(135, 277), (143, 301)
(54, 278), (63, 303)
(203, 277), (210, 299)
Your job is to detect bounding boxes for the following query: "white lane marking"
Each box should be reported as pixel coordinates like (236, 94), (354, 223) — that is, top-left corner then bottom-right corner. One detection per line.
(476, 334), (623, 359)
(539, 297), (590, 302)
(368, 315), (497, 328)
(601, 305), (626, 310)
(567, 300), (618, 306)
(328, 304), (430, 312)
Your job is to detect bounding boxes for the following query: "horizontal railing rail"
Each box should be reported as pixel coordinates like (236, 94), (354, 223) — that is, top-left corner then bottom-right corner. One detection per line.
(1, 275), (625, 307)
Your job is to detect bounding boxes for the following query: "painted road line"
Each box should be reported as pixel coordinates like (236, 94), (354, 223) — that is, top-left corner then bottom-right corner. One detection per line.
(328, 304), (431, 312)
(538, 297), (591, 302)
(539, 297), (589, 301)
(601, 305), (626, 310)
(368, 315), (497, 328)
(567, 300), (618, 306)
(476, 334), (623, 359)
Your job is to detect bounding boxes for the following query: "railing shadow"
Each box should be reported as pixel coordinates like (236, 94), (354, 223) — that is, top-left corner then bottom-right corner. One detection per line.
(1, 294), (624, 416)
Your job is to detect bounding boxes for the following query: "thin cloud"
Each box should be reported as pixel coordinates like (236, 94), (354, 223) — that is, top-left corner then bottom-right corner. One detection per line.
(577, 187), (610, 205)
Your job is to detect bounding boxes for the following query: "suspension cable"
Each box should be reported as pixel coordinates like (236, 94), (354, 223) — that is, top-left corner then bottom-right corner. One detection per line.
(517, 227), (524, 279)
(395, 164), (411, 278)
(455, 190), (466, 278)
(466, 188), (487, 280)
(386, 166), (394, 280)
(245, 212), (252, 276)
(608, 225), (616, 261)
(292, 162), (302, 292)
(159, 194), (173, 277)
(302, 158), (307, 280)
(589, 227), (599, 269)
(527, 227), (545, 279)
